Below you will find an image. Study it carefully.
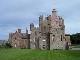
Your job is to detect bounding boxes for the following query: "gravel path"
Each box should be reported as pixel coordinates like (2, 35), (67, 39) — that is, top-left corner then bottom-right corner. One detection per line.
(71, 48), (80, 50)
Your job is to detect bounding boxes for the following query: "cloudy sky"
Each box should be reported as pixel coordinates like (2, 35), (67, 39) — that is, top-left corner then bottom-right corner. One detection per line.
(0, 0), (80, 40)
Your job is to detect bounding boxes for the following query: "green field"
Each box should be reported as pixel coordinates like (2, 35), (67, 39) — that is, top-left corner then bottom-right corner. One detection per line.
(0, 49), (80, 60)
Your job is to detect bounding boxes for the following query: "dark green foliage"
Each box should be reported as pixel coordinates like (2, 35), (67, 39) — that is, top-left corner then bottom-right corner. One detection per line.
(6, 43), (12, 48)
(0, 43), (12, 49)
(70, 33), (80, 44)
(0, 45), (2, 49)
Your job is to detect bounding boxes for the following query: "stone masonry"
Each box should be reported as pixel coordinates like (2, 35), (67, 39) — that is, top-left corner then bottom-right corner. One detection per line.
(30, 9), (71, 50)
(9, 9), (71, 50)
(9, 29), (30, 49)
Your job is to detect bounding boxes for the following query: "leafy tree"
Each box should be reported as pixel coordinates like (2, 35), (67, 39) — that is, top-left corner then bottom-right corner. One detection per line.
(5, 43), (12, 48)
(70, 33), (80, 45)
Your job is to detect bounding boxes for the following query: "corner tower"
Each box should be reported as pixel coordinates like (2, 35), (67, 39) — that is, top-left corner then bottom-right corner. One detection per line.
(50, 9), (65, 50)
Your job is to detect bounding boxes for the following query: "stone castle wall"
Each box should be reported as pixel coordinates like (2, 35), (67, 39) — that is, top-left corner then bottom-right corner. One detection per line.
(9, 9), (71, 50)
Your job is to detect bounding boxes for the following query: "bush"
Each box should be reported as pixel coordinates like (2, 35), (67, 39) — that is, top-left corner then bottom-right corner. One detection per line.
(1, 43), (12, 49)
(6, 43), (12, 48)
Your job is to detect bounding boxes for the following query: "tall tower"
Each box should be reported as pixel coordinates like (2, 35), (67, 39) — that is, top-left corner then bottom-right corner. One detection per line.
(30, 23), (34, 31)
(26, 27), (28, 34)
(50, 9), (65, 50)
(30, 8), (70, 50)
(39, 15), (43, 35)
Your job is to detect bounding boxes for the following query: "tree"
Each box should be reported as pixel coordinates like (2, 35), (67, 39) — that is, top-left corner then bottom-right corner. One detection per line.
(6, 43), (12, 48)
(70, 33), (80, 45)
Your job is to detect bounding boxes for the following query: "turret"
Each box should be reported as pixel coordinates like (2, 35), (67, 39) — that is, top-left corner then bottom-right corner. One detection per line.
(26, 27), (28, 34)
(39, 15), (43, 33)
(30, 23), (34, 31)
(39, 15), (43, 21)
(39, 15), (43, 26)
(52, 9), (57, 16)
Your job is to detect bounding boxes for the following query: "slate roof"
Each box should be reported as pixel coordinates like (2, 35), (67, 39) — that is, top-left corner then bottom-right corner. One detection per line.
(10, 32), (30, 39)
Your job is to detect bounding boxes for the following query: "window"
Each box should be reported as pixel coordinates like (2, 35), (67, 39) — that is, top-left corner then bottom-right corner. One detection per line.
(43, 45), (45, 46)
(53, 35), (55, 41)
(39, 32), (41, 33)
(43, 39), (46, 41)
(48, 24), (50, 25)
(14, 44), (16, 47)
(42, 45), (45, 49)
(53, 35), (55, 36)
(61, 35), (62, 41)
(34, 38), (35, 41)
(30, 39), (32, 41)
(15, 38), (16, 40)
(53, 38), (54, 41)
(43, 47), (45, 49)
(35, 43), (36, 45)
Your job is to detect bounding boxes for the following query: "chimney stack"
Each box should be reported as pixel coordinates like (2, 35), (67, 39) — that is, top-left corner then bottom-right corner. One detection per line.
(52, 9), (57, 17)
(18, 29), (21, 33)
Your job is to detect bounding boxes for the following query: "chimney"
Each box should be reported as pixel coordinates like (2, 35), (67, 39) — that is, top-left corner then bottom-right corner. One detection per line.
(52, 9), (57, 17)
(18, 29), (21, 33)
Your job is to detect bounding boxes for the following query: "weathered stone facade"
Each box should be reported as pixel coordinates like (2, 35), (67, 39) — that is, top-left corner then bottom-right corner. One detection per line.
(9, 29), (30, 49)
(30, 9), (71, 50)
(9, 9), (71, 50)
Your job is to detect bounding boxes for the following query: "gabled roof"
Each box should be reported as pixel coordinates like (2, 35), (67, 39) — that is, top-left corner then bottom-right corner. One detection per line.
(10, 32), (30, 39)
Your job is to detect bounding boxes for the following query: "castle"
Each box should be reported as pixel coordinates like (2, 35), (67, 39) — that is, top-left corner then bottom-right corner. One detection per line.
(9, 9), (71, 50)
(9, 29), (30, 49)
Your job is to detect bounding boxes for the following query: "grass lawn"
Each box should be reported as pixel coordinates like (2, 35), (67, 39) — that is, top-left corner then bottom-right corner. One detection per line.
(0, 49), (80, 60)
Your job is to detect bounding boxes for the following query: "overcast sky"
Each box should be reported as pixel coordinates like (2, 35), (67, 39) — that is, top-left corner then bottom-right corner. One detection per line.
(0, 0), (80, 40)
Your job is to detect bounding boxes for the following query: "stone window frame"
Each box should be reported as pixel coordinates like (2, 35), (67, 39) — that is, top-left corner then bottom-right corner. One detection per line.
(61, 35), (62, 41)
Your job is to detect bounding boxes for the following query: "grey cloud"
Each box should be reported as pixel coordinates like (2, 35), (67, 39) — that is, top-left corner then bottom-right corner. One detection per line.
(0, 0), (80, 40)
